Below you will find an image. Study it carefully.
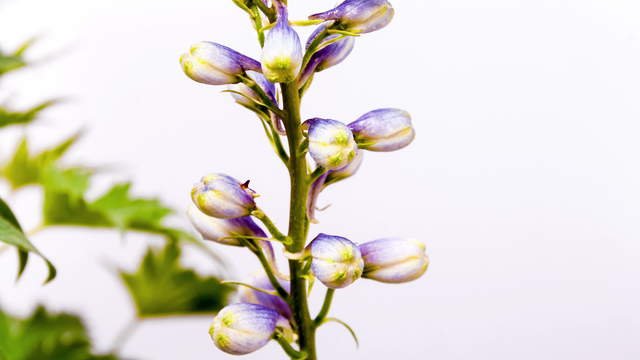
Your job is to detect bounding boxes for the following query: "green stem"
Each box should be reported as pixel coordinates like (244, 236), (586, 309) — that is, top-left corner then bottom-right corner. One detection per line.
(314, 288), (335, 326)
(308, 167), (326, 185)
(274, 333), (307, 359)
(252, 209), (289, 243)
(254, 0), (276, 22)
(222, 281), (278, 296)
(281, 81), (317, 360)
(250, 242), (289, 299)
(110, 318), (139, 353)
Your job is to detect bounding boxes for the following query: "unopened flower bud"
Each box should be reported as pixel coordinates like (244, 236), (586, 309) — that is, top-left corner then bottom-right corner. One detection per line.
(304, 118), (358, 170)
(307, 233), (364, 289)
(324, 149), (364, 186)
(238, 273), (291, 319)
(309, 0), (395, 34)
(298, 24), (356, 86)
(262, 4), (303, 83)
(348, 108), (415, 151)
(209, 303), (283, 355)
(191, 174), (257, 219)
(359, 238), (429, 283)
(180, 42), (261, 85)
(227, 70), (277, 107)
(187, 204), (266, 246)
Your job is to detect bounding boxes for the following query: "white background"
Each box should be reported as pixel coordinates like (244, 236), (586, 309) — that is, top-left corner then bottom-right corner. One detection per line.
(1, 0), (640, 359)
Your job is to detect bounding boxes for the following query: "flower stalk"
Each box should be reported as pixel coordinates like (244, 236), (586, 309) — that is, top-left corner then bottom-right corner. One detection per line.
(281, 81), (318, 359)
(181, 1), (427, 358)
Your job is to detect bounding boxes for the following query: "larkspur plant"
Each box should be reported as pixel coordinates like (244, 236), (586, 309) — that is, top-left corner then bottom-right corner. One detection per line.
(181, 0), (428, 358)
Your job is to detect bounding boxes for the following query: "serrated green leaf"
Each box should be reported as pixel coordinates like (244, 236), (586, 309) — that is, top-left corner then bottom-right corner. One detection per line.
(0, 197), (56, 283)
(0, 100), (56, 128)
(0, 306), (119, 360)
(41, 166), (91, 202)
(120, 242), (231, 318)
(90, 183), (172, 231)
(2, 138), (36, 189)
(1, 132), (80, 190)
(41, 188), (107, 228)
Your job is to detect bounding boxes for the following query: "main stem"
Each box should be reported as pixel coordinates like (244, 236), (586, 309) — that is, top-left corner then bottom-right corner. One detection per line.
(281, 82), (317, 360)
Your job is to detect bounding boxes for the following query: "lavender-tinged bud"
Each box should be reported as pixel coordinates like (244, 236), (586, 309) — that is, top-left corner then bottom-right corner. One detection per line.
(307, 150), (364, 222)
(180, 42), (261, 85)
(209, 303), (283, 355)
(359, 238), (429, 283)
(187, 204), (266, 246)
(304, 118), (358, 170)
(309, 0), (395, 34)
(348, 108), (415, 152)
(298, 24), (356, 86)
(307, 233), (364, 289)
(227, 70), (277, 107)
(191, 174), (257, 219)
(238, 273), (291, 319)
(324, 149), (364, 186)
(261, 4), (303, 83)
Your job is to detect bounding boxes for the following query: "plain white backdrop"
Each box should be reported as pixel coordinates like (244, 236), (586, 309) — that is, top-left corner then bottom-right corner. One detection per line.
(1, 0), (640, 359)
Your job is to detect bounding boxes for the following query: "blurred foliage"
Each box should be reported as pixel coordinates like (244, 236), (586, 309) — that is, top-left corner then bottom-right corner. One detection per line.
(0, 38), (33, 76)
(0, 35), (229, 357)
(0, 100), (57, 129)
(0, 197), (56, 282)
(120, 241), (231, 318)
(1, 133), (79, 189)
(0, 306), (118, 360)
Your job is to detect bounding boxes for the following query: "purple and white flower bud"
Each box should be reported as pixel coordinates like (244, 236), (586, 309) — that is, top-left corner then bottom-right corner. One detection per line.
(348, 108), (415, 152)
(307, 233), (364, 289)
(191, 174), (257, 219)
(238, 273), (291, 319)
(324, 149), (364, 186)
(180, 42), (261, 85)
(309, 0), (395, 34)
(187, 204), (266, 246)
(261, 4), (303, 83)
(298, 24), (356, 86)
(304, 118), (358, 170)
(359, 238), (429, 283)
(227, 70), (277, 107)
(209, 303), (282, 355)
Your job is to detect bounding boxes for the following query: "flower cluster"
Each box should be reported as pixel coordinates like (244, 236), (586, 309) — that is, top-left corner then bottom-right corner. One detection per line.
(181, 0), (427, 358)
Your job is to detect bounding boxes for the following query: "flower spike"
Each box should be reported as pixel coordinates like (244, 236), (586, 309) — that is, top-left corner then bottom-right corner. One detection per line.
(180, 42), (261, 85)
(309, 0), (395, 34)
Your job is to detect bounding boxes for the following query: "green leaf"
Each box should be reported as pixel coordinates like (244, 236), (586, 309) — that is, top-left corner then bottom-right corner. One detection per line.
(120, 242), (232, 318)
(0, 197), (56, 283)
(1, 132), (80, 190)
(0, 100), (57, 128)
(0, 306), (119, 360)
(90, 183), (172, 231)
(0, 38), (36, 76)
